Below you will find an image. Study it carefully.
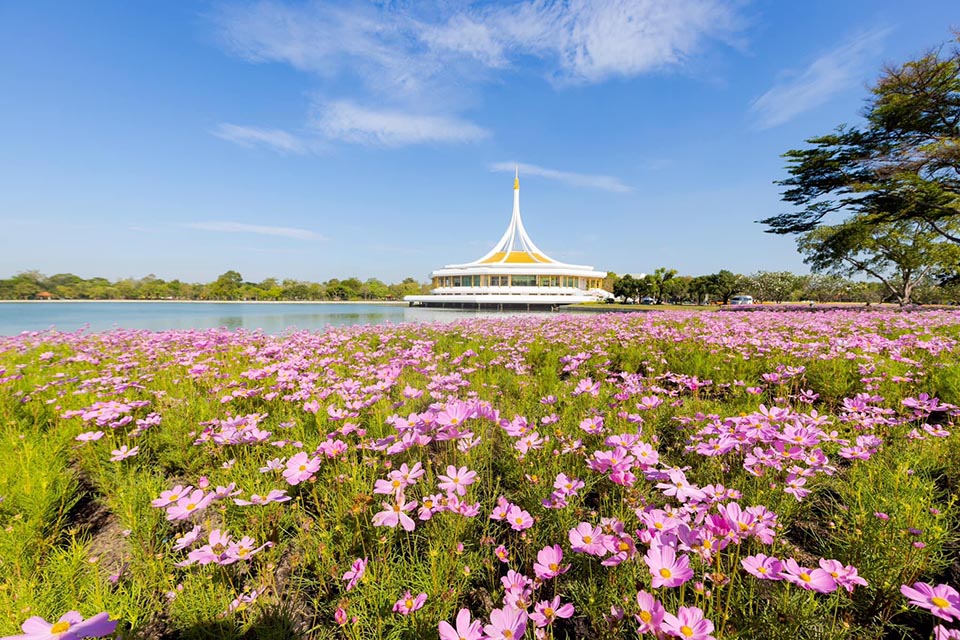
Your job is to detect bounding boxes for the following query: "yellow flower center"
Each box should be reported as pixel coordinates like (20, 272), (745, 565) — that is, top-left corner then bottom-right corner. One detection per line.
(757, 566), (767, 574)
(680, 625), (694, 637)
(405, 599), (413, 609)
(504, 631), (514, 639)
(583, 536), (592, 544)
(659, 568), (672, 578)
(549, 563), (558, 571)
(186, 503), (197, 511)
(932, 596), (951, 608)
(298, 465), (306, 471)
(799, 572), (811, 582)
(392, 480), (401, 488)
(50, 621), (71, 634)
(639, 610), (652, 623)
(544, 607), (555, 617)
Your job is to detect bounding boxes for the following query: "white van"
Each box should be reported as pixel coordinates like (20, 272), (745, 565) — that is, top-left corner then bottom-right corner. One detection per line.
(729, 295), (754, 305)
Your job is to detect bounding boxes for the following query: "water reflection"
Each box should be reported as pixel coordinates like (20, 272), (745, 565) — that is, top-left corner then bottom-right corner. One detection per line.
(0, 302), (555, 335)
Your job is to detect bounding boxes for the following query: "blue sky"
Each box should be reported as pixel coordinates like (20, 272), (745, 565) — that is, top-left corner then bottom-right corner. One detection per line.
(1, 1), (958, 283)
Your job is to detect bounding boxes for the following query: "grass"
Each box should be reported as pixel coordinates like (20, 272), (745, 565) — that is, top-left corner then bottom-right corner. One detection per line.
(0, 310), (959, 639)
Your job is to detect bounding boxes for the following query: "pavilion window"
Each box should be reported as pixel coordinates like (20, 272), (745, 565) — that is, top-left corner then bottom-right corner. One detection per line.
(511, 275), (537, 287)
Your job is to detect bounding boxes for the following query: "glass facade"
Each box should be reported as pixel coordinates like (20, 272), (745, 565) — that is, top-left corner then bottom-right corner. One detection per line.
(432, 274), (602, 290)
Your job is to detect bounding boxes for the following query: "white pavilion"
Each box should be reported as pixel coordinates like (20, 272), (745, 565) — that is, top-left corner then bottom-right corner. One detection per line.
(406, 171), (611, 310)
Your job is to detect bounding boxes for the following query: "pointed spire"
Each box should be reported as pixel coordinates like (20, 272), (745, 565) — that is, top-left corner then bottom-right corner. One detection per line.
(514, 165), (519, 190)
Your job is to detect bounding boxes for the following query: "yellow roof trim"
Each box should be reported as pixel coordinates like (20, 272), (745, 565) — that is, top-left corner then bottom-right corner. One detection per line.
(479, 251), (554, 264)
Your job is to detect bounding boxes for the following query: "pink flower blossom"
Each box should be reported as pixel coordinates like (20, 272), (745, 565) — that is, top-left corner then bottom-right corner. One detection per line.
(533, 545), (568, 580)
(644, 542), (694, 589)
(439, 609), (483, 640)
(635, 590), (665, 634)
(392, 591), (426, 615)
(781, 558), (837, 593)
(900, 582), (960, 621)
(530, 597), (574, 628)
(109, 445), (139, 462)
(372, 498), (418, 531)
(505, 505), (534, 531)
(342, 558), (367, 591)
(282, 452), (320, 485)
(437, 465), (477, 496)
(741, 554), (783, 580)
(9, 611), (117, 640)
(660, 606), (715, 640)
(569, 522), (607, 556)
(484, 606), (528, 640)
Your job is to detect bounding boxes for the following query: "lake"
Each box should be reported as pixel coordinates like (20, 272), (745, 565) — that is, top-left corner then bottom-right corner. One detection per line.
(0, 302), (548, 335)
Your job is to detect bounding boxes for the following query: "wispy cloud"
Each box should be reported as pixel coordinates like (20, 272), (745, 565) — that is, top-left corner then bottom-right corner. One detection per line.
(211, 123), (308, 154)
(750, 28), (890, 129)
(210, 1), (743, 147)
(184, 221), (322, 240)
(312, 101), (489, 147)
(490, 161), (632, 193)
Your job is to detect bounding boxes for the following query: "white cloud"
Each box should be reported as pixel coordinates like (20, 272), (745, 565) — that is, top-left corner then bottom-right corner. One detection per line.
(185, 221), (322, 240)
(210, 1), (742, 148)
(211, 123), (308, 153)
(312, 101), (489, 146)
(490, 161), (632, 193)
(751, 28), (890, 129)
(213, 1), (742, 94)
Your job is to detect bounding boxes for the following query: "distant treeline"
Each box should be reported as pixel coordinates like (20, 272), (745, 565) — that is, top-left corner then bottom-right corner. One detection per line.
(604, 269), (960, 305)
(0, 270), (430, 301)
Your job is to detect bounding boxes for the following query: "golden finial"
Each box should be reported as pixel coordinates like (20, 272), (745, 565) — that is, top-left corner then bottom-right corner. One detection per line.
(514, 165), (519, 190)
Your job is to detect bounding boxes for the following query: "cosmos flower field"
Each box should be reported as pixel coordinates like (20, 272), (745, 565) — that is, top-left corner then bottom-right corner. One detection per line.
(1, 311), (959, 640)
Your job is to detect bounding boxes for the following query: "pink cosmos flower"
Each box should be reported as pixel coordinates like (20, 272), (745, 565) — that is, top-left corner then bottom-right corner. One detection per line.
(372, 498), (418, 531)
(781, 558), (837, 593)
(437, 465), (477, 496)
(178, 529), (232, 566)
(660, 606), (715, 640)
(75, 431), (105, 442)
(109, 445), (139, 462)
(635, 590), (665, 634)
(569, 522), (607, 556)
(505, 505), (534, 531)
(172, 525), (203, 551)
(10, 611), (117, 640)
(151, 485), (194, 508)
(644, 542), (694, 588)
(439, 609), (483, 640)
(226, 536), (271, 563)
(741, 554), (783, 580)
(900, 582), (960, 621)
(342, 558), (367, 591)
(484, 606), (528, 640)
(392, 591), (427, 615)
(233, 489), (291, 506)
(495, 545), (510, 563)
(935, 625), (960, 640)
(282, 452), (320, 485)
(530, 597), (574, 628)
(818, 559), (868, 592)
(533, 545), (568, 580)
(165, 489), (212, 521)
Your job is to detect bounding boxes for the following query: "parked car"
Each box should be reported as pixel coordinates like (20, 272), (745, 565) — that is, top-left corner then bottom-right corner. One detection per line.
(728, 295), (754, 305)
(639, 296), (656, 305)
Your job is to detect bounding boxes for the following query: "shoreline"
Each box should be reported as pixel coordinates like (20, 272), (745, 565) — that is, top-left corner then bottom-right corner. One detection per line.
(0, 299), (410, 306)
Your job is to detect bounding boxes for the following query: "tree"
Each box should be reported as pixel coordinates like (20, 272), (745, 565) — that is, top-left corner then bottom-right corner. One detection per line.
(612, 274), (639, 302)
(689, 276), (713, 305)
(761, 35), (960, 243)
(747, 271), (800, 303)
(210, 270), (244, 300)
(708, 270), (744, 304)
(648, 267), (677, 303)
(798, 214), (958, 305)
(662, 275), (690, 304)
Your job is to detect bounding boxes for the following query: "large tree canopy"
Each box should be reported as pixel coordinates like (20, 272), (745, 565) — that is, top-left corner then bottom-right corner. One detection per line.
(761, 35), (960, 242)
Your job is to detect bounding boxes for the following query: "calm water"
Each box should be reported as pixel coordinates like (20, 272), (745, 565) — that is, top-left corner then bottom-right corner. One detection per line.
(0, 302), (546, 335)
